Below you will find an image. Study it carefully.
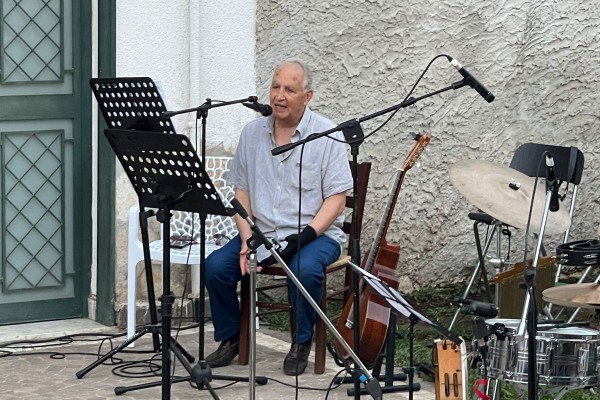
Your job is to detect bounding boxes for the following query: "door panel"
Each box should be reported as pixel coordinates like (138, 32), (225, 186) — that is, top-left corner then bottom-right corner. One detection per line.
(0, 0), (90, 323)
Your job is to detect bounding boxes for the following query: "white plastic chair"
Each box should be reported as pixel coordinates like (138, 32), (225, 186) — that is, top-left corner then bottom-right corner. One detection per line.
(126, 156), (237, 341)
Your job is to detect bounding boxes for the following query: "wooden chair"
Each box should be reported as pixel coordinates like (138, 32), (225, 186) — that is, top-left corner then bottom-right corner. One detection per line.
(238, 161), (371, 374)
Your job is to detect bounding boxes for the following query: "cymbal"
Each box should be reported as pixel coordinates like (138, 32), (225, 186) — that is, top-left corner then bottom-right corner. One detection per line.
(543, 283), (600, 309)
(449, 159), (570, 235)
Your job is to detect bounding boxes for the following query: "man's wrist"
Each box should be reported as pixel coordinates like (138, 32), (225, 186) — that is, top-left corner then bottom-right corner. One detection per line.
(301, 225), (317, 243)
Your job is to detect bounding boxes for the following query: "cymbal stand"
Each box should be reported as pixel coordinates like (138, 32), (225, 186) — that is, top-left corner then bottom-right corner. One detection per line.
(231, 199), (383, 400)
(515, 163), (557, 400)
(448, 217), (502, 331)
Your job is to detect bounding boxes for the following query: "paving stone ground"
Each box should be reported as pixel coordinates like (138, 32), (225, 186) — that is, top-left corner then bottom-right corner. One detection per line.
(0, 319), (436, 399)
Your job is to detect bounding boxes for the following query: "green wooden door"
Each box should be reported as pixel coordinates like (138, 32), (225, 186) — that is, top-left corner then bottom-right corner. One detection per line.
(0, 0), (91, 323)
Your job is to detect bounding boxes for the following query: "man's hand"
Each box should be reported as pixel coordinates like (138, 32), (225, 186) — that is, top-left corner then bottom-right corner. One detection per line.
(239, 247), (250, 276)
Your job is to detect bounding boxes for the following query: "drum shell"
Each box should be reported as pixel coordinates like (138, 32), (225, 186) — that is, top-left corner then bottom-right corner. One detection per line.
(485, 319), (600, 387)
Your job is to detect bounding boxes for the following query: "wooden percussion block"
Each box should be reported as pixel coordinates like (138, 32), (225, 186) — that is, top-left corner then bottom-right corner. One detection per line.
(434, 339), (464, 400)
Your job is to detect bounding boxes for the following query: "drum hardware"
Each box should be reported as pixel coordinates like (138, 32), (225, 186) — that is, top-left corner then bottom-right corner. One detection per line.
(448, 159), (571, 331)
(550, 239), (600, 323)
(452, 155), (575, 400)
(488, 257), (505, 270)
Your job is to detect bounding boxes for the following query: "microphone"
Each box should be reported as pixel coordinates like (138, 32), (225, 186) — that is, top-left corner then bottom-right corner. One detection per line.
(546, 154), (560, 212)
(456, 298), (498, 318)
(448, 57), (495, 103)
(243, 101), (272, 116)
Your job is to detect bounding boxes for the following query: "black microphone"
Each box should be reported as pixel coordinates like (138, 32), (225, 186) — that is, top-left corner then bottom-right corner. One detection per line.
(230, 198), (275, 251)
(448, 57), (495, 103)
(243, 101), (272, 116)
(230, 198), (249, 219)
(457, 298), (498, 318)
(546, 154), (560, 212)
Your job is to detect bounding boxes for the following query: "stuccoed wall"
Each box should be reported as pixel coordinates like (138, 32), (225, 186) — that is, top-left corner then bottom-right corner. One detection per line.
(255, 1), (600, 290)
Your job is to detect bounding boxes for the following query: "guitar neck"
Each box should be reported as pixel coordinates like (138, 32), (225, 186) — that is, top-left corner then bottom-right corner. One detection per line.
(364, 168), (405, 272)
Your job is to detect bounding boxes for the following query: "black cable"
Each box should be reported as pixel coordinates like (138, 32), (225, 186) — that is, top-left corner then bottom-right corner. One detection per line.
(2, 329), (360, 396)
(325, 53), (451, 147)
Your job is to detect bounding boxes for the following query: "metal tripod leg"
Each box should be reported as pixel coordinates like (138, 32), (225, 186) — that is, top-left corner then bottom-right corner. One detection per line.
(449, 221), (499, 331)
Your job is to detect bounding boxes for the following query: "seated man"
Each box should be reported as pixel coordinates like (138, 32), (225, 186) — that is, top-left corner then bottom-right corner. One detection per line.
(205, 59), (352, 375)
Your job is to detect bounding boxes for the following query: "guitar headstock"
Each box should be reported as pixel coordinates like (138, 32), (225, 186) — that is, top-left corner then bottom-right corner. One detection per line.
(403, 132), (431, 171)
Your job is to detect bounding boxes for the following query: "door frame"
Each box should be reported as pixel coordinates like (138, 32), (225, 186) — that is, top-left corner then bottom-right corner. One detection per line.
(95, 0), (116, 325)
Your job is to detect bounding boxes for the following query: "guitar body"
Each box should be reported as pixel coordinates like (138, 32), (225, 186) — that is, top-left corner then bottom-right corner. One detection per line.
(335, 133), (430, 367)
(337, 241), (401, 367)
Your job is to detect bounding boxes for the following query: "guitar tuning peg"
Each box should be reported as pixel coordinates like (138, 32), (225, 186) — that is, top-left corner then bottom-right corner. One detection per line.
(415, 148), (429, 168)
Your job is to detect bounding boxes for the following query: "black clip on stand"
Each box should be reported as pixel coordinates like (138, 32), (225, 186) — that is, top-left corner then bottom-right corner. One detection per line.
(514, 153), (560, 400)
(231, 199), (383, 400)
(347, 261), (463, 400)
(272, 78), (471, 399)
(100, 129), (256, 399)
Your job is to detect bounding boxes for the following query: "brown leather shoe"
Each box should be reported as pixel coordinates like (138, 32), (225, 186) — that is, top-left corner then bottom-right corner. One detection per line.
(205, 340), (239, 368)
(283, 343), (311, 376)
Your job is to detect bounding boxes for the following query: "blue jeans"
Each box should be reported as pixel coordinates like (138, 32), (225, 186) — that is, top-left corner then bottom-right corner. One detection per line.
(205, 234), (341, 344)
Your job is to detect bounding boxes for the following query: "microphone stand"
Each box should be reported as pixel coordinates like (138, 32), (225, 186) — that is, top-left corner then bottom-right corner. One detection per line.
(231, 199), (383, 400)
(161, 97), (267, 392)
(163, 95), (256, 364)
(515, 174), (557, 400)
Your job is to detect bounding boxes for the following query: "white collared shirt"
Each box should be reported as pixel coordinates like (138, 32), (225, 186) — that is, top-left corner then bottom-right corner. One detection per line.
(229, 107), (353, 248)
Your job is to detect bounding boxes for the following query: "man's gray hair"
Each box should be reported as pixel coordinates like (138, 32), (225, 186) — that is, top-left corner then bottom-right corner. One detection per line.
(274, 59), (313, 91)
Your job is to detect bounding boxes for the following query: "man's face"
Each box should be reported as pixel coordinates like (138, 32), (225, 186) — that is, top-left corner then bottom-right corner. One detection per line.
(269, 63), (313, 126)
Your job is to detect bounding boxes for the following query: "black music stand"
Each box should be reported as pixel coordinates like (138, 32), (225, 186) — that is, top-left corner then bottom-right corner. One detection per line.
(100, 129), (253, 399)
(89, 77), (176, 354)
(346, 262), (462, 399)
(77, 78), (180, 383)
(90, 76), (176, 133)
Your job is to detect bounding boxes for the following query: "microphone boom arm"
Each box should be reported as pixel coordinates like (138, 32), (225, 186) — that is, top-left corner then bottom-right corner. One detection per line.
(271, 80), (468, 156)
(163, 96), (258, 118)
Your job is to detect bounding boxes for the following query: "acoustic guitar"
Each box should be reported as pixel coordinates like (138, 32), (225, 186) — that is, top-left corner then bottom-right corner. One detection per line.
(336, 133), (431, 367)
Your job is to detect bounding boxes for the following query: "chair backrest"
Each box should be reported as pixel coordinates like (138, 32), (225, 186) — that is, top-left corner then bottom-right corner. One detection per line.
(509, 143), (584, 185)
(168, 156), (238, 241)
(343, 161), (372, 256)
(510, 143), (585, 243)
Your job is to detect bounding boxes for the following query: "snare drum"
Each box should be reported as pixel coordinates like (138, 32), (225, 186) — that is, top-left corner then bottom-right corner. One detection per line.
(485, 318), (600, 387)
